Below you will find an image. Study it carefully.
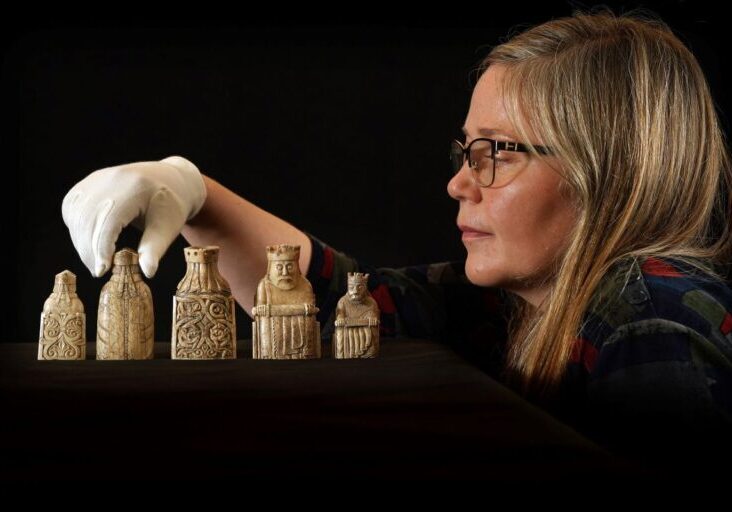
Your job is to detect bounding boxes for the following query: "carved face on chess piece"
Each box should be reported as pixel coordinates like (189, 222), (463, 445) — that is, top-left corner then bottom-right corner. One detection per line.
(348, 274), (369, 302)
(266, 245), (301, 291)
(269, 259), (298, 290)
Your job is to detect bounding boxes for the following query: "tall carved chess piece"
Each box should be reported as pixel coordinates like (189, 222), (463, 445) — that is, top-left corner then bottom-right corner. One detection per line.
(252, 244), (321, 359)
(96, 248), (154, 360)
(38, 270), (86, 360)
(334, 272), (380, 358)
(172, 246), (236, 359)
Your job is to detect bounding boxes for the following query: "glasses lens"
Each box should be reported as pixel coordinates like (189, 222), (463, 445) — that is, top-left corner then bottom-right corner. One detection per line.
(468, 139), (494, 186)
(450, 141), (464, 174)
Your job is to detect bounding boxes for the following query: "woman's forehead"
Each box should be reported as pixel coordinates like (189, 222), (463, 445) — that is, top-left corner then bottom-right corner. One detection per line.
(465, 66), (516, 139)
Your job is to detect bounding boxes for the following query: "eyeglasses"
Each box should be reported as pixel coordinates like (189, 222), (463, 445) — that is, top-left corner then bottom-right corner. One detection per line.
(450, 137), (553, 187)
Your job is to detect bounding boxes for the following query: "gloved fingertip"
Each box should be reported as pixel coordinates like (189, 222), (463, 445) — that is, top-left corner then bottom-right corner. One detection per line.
(95, 262), (108, 277)
(139, 254), (158, 278)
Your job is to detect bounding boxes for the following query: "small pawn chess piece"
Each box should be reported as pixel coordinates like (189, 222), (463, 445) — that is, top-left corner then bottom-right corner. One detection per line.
(172, 246), (236, 359)
(38, 270), (86, 360)
(96, 248), (154, 360)
(334, 272), (380, 358)
(252, 244), (321, 359)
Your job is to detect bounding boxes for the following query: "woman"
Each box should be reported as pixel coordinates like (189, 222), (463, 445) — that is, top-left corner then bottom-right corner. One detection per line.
(62, 8), (732, 477)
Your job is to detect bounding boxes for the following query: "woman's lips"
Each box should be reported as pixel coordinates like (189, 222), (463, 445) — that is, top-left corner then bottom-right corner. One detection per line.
(458, 224), (493, 241)
(461, 230), (493, 241)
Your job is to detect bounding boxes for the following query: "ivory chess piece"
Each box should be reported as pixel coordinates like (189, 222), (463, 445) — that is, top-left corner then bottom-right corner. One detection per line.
(252, 244), (321, 359)
(38, 270), (86, 360)
(96, 248), (154, 360)
(172, 246), (236, 359)
(334, 272), (380, 358)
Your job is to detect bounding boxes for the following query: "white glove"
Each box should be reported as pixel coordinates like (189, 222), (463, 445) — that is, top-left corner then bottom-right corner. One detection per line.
(61, 155), (207, 278)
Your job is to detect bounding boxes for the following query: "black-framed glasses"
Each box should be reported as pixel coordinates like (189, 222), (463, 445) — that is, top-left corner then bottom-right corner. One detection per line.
(450, 137), (553, 187)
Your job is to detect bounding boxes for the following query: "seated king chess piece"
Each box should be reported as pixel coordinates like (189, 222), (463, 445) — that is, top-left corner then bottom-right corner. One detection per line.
(252, 244), (321, 359)
(334, 272), (380, 358)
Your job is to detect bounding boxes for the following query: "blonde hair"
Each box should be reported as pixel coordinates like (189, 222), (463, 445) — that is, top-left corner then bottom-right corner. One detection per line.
(478, 7), (732, 402)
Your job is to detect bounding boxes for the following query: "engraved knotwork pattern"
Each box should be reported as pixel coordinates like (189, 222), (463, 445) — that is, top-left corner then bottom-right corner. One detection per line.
(173, 296), (235, 359)
(172, 246), (237, 360)
(40, 312), (85, 360)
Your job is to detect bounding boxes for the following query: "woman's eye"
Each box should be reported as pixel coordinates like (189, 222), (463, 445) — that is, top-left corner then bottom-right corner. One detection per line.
(494, 151), (519, 166)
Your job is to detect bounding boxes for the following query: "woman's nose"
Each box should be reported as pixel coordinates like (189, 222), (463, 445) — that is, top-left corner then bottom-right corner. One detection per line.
(447, 162), (482, 203)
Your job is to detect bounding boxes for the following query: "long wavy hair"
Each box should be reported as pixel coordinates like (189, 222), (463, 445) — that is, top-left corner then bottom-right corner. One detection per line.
(477, 7), (732, 402)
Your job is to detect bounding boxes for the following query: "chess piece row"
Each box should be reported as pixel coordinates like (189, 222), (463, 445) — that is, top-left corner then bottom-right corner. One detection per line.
(38, 244), (379, 360)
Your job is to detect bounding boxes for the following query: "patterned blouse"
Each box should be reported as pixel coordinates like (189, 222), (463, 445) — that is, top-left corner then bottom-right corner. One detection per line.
(302, 231), (732, 473)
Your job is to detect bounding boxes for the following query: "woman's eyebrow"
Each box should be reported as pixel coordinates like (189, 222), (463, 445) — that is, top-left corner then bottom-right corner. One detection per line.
(461, 125), (514, 138)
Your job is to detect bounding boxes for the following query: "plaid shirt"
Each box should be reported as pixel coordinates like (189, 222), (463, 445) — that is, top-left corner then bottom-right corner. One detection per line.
(303, 231), (732, 472)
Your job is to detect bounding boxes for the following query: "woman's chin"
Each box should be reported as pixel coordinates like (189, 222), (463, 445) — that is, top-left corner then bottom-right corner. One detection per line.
(464, 259), (503, 288)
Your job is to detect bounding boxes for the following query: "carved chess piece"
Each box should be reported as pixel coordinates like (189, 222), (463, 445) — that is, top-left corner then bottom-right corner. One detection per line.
(252, 244), (321, 359)
(172, 246), (236, 359)
(38, 270), (86, 360)
(96, 248), (154, 360)
(334, 272), (380, 358)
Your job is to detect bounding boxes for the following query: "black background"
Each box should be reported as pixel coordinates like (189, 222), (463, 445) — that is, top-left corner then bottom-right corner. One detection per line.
(2, 1), (729, 344)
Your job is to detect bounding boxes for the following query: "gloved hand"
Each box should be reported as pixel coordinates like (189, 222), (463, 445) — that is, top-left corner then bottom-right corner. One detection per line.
(61, 155), (207, 278)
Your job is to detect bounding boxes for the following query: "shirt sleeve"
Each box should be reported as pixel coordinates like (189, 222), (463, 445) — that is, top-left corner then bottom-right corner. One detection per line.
(302, 230), (511, 376)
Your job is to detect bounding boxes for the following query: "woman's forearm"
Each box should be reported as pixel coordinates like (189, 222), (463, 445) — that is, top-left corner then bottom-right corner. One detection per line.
(180, 174), (312, 316)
